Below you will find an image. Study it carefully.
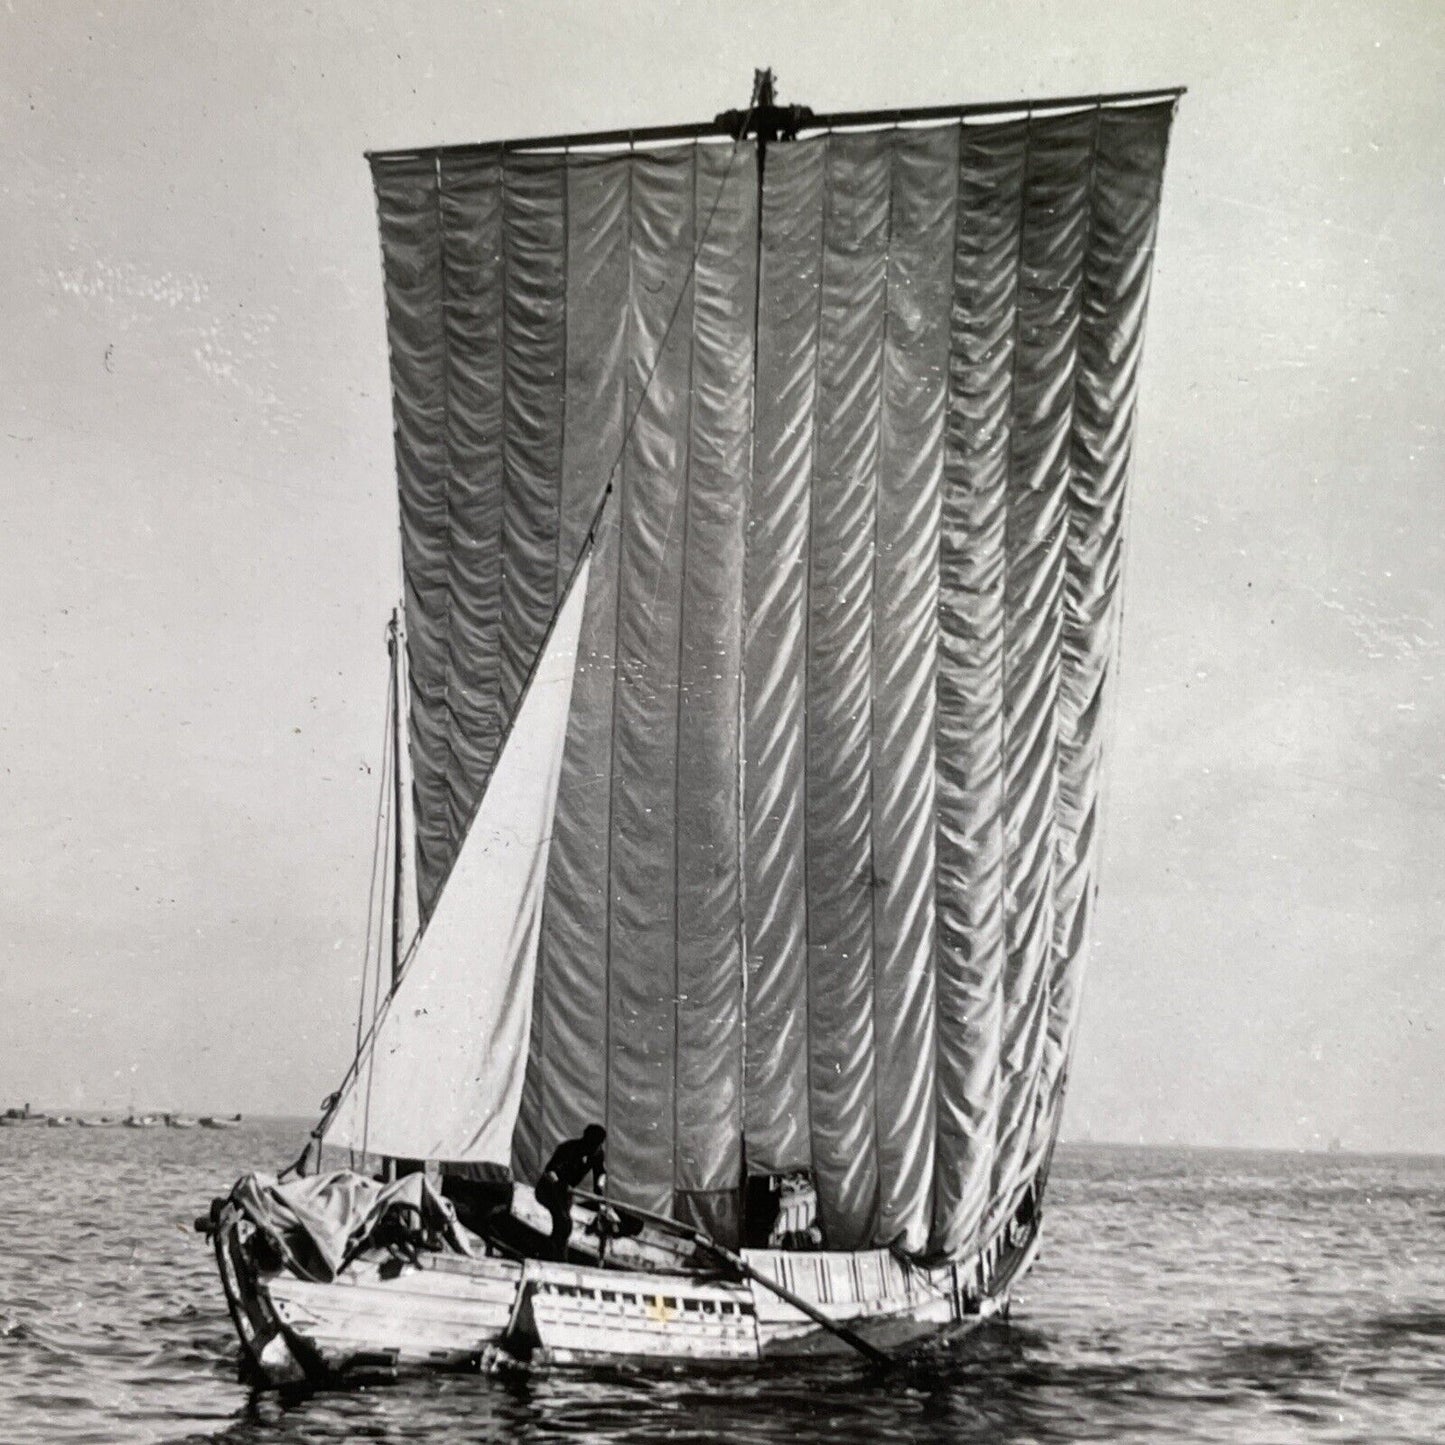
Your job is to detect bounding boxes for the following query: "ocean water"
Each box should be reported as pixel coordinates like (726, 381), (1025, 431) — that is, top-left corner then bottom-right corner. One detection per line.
(0, 1122), (1440, 1443)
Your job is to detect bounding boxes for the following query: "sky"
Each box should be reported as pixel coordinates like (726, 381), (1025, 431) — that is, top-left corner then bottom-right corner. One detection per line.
(0, 0), (1440, 1150)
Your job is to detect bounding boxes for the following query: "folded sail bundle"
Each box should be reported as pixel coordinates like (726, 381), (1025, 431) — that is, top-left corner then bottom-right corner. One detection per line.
(359, 100), (1173, 1262)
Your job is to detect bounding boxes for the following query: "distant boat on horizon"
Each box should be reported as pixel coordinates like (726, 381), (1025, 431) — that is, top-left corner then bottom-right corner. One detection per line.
(0, 1105), (49, 1127)
(199, 1114), (243, 1130)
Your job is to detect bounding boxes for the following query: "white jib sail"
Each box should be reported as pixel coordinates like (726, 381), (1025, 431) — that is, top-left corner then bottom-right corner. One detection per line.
(322, 554), (592, 1164)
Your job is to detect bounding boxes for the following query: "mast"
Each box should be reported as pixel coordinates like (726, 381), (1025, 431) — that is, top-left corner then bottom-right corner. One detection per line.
(740, 68), (797, 410)
(387, 607), (418, 983)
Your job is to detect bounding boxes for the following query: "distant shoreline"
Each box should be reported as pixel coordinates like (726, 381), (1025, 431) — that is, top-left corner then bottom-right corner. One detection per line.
(1058, 1139), (1444, 1161)
(5, 1111), (1438, 1159)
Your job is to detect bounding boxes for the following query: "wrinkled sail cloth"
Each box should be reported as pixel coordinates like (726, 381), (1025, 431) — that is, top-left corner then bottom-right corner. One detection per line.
(369, 100), (1174, 1258)
(230, 1170), (471, 1282)
(322, 558), (590, 1163)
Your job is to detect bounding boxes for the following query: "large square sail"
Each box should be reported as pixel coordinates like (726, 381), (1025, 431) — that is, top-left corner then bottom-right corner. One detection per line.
(367, 95), (1174, 1258)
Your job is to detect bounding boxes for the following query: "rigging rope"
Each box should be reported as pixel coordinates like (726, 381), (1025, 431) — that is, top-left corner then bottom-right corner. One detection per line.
(361, 672), (396, 1165)
(282, 656), (397, 1181)
(352, 656), (396, 1076)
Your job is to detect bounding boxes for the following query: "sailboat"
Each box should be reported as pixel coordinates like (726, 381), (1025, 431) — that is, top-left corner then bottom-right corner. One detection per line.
(207, 72), (1178, 1385)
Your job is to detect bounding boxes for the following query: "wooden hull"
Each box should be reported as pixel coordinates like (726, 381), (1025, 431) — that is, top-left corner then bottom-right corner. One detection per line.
(214, 1208), (1035, 1387)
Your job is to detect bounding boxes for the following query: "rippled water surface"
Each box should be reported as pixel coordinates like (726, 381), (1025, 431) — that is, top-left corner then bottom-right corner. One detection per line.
(1, 1123), (1440, 1442)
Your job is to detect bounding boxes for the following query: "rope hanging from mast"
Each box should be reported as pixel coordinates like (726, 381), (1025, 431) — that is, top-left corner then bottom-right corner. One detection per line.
(283, 648), (396, 1180)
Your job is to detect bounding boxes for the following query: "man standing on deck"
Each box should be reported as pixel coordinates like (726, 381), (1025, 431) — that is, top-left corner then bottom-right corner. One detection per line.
(535, 1124), (606, 1261)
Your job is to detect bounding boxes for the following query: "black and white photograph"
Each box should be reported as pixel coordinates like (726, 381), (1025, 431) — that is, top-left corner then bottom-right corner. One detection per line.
(1, 3), (1440, 1441)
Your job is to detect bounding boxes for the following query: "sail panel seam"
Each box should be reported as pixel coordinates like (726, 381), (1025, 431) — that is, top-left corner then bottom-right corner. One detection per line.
(867, 128), (897, 1240)
(736, 138), (755, 1192)
(601, 153), (636, 1162)
(672, 145), (701, 1207)
(433, 154), (460, 904)
(497, 156), (514, 731)
(802, 133), (831, 1205)
(928, 120), (967, 1252)
(536, 153), (573, 1158)
(990, 117), (1032, 1221)
(1046, 107), (1103, 1148)
(1019, 109), (1097, 1188)
(554, 157), (571, 590)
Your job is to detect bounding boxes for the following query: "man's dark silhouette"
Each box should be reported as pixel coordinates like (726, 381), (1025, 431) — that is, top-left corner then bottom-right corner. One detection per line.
(534, 1124), (606, 1261)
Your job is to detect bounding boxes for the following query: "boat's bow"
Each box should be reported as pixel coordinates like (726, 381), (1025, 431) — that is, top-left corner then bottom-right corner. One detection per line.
(205, 1169), (526, 1388)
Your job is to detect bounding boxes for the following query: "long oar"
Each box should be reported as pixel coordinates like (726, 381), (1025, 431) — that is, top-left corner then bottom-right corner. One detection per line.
(574, 1188), (893, 1368)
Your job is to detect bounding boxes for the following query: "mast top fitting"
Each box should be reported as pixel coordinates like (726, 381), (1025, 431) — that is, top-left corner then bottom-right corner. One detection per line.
(714, 68), (814, 145)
